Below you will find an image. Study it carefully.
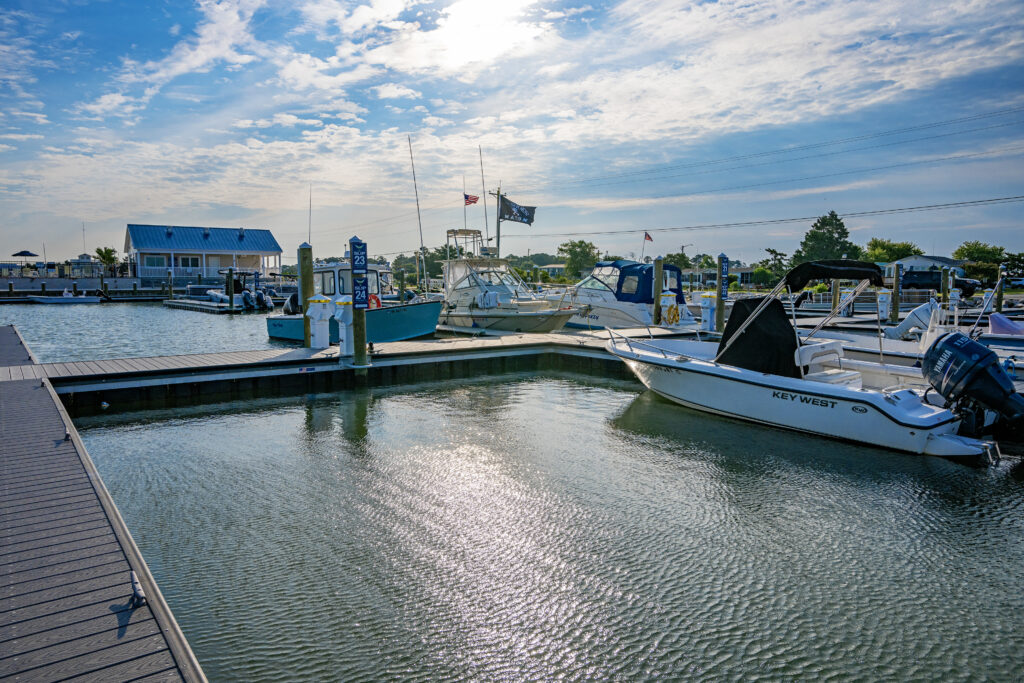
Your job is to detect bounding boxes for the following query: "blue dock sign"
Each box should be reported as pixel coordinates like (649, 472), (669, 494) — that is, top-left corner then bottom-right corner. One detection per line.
(353, 276), (369, 310)
(350, 236), (367, 275)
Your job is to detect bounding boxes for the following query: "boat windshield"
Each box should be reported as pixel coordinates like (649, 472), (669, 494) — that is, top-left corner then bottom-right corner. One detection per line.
(314, 268), (380, 296)
(577, 275), (612, 291)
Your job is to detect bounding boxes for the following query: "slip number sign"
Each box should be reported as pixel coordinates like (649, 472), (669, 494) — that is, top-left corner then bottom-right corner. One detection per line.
(350, 236), (368, 310)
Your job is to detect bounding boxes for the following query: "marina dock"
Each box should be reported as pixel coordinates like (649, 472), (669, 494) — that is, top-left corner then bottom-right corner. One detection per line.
(0, 326), (205, 682)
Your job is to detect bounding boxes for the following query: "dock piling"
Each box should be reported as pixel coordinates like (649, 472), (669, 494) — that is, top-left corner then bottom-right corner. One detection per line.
(715, 254), (728, 332)
(298, 243), (313, 346)
(889, 263), (902, 324)
(653, 257), (664, 325)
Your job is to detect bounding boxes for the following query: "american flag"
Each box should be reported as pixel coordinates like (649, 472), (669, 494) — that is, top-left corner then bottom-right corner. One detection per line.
(464, 193), (479, 206)
(644, 231), (653, 242)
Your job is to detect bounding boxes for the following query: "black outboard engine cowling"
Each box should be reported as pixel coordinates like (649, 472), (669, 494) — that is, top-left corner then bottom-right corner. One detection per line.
(922, 332), (1024, 429)
(282, 292), (301, 315)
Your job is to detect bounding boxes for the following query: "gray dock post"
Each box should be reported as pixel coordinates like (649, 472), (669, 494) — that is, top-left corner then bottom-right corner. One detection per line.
(831, 279), (840, 311)
(226, 268), (235, 313)
(653, 257), (664, 324)
(298, 243), (313, 346)
(166, 270), (173, 299)
(715, 254), (729, 333)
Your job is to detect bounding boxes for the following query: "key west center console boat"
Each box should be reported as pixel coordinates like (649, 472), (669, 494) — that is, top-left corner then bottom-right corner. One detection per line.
(608, 260), (1024, 461)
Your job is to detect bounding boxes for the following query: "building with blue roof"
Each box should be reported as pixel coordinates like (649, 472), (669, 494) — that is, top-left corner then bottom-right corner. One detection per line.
(124, 224), (283, 284)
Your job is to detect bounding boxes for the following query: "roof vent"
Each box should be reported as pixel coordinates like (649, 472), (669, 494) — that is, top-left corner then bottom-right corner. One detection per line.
(238, 227), (245, 240)
(203, 228), (210, 239)
(166, 226), (173, 237)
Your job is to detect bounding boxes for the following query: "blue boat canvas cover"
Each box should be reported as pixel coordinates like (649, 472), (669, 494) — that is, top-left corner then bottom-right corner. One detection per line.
(593, 260), (686, 304)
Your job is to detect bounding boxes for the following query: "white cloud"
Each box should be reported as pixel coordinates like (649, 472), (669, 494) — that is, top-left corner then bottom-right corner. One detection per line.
(0, 133), (43, 140)
(373, 83), (421, 99)
(170, 23), (181, 36)
(233, 113), (325, 128)
(0, 144), (14, 152)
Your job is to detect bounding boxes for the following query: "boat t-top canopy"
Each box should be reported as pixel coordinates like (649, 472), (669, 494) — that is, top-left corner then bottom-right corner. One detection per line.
(782, 260), (884, 290)
(442, 258), (529, 297)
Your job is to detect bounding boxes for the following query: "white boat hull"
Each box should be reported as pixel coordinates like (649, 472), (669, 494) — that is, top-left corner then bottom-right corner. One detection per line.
(27, 295), (101, 304)
(610, 340), (987, 458)
(438, 308), (575, 334)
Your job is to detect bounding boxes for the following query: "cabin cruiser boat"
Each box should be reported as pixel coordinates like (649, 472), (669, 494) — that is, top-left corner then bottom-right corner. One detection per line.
(608, 260), (1024, 460)
(437, 258), (579, 335)
(552, 260), (698, 331)
(266, 261), (441, 343)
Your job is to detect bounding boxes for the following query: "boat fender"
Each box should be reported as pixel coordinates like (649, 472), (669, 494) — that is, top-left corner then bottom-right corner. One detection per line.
(369, 294), (382, 309)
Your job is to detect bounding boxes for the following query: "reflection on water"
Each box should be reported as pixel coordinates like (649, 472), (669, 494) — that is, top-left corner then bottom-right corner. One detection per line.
(0, 302), (291, 362)
(79, 376), (1024, 681)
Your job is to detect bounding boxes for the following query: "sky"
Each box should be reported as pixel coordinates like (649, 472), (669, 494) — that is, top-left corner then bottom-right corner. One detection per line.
(1, 0), (1023, 267)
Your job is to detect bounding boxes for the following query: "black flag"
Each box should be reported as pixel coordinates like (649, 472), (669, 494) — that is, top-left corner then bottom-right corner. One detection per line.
(498, 196), (536, 225)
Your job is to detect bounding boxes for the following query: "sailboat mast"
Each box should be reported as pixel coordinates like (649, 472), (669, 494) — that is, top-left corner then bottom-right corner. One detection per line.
(408, 135), (428, 291)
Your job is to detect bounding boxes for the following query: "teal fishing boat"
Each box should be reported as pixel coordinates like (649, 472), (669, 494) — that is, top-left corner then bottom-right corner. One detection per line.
(266, 261), (440, 343)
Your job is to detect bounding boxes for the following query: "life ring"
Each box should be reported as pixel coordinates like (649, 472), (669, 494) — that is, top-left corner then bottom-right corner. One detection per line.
(368, 294), (382, 309)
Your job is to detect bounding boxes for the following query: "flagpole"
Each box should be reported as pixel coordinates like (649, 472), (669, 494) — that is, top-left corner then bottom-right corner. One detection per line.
(495, 182), (502, 259)
(307, 183), (312, 244)
(408, 135), (428, 291)
(479, 146), (489, 245)
(462, 176), (467, 232)
(640, 234), (646, 262)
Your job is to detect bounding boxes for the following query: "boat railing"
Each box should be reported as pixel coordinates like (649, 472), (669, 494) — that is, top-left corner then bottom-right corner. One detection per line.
(606, 327), (672, 359)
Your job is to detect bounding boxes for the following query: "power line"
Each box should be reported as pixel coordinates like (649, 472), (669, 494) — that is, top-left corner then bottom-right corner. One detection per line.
(500, 195), (1024, 240)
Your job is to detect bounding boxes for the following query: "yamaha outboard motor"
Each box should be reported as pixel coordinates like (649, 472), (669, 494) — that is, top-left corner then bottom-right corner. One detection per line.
(282, 292), (301, 315)
(255, 290), (274, 310)
(241, 289), (255, 311)
(922, 332), (1024, 439)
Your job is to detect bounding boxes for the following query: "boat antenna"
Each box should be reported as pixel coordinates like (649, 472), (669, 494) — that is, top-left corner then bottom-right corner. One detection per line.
(479, 146), (489, 244)
(462, 175), (467, 233)
(82, 222), (86, 253)
(408, 135), (428, 291)
(307, 183), (312, 244)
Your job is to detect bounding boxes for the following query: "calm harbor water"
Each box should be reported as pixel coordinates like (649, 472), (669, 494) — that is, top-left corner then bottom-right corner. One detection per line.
(0, 302), (289, 362)
(78, 375), (1024, 681)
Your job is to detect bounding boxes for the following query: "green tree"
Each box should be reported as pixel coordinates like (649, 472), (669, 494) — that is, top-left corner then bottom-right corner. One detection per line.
(692, 253), (715, 269)
(863, 238), (923, 263)
(953, 240), (1005, 263)
(94, 247), (118, 275)
(1004, 252), (1024, 277)
(964, 262), (999, 286)
(754, 248), (789, 279)
(557, 240), (601, 278)
(663, 246), (693, 270)
(791, 211), (862, 264)
(752, 267), (773, 286)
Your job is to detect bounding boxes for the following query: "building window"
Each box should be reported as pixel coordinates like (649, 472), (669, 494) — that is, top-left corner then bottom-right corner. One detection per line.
(179, 256), (200, 268)
(144, 255), (166, 267)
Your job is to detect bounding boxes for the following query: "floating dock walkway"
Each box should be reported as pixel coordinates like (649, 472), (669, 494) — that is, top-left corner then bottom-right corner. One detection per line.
(0, 326), (205, 682)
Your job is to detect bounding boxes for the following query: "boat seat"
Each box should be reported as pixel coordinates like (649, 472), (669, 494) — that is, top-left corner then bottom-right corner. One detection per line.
(803, 368), (863, 389)
(794, 340), (845, 371)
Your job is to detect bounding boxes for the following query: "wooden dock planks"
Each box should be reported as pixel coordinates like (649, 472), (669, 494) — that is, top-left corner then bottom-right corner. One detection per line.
(0, 326), (205, 682)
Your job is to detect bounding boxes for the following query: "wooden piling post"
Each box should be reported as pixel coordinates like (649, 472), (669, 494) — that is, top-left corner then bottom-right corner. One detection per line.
(166, 271), (173, 300)
(226, 268), (235, 314)
(889, 263), (902, 324)
(298, 243), (313, 347)
(653, 257), (664, 324)
(831, 279), (840, 311)
(715, 254), (728, 333)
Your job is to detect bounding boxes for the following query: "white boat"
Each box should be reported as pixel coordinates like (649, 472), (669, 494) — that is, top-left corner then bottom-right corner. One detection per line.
(27, 289), (101, 304)
(437, 258), (579, 335)
(608, 260), (1024, 460)
(552, 260), (698, 331)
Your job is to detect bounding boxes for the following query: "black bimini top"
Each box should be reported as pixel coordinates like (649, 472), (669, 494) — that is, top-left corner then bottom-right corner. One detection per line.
(783, 260), (884, 290)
